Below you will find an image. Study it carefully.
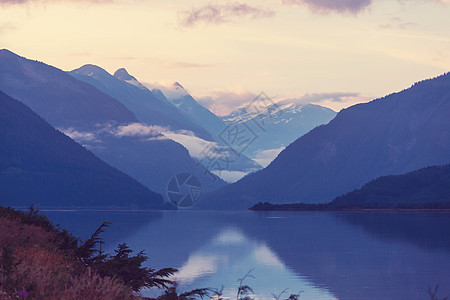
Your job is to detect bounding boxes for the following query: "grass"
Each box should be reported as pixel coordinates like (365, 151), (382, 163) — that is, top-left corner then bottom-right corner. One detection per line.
(0, 206), (173, 299)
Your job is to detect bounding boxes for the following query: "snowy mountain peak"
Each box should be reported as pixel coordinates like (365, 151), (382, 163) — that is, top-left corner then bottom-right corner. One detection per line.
(173, 81), (185, 90)
(72, 64), (110, 78)
(113, 68), (133, 81)
(114, 68), (147, 90)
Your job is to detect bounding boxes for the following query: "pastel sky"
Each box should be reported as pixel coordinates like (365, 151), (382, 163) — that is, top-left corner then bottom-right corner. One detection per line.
(1, 0), (449, 114)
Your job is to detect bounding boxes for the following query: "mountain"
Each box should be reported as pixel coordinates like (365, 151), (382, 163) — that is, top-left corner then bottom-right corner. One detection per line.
(152, 83), (263, 181)
(156, 82), (228, 138)
(0, 49), (136, 128)
(70, 66), (260, 182)
(68, 124), (226, 194)
(92, 70), (262, 180)
(69, 65), (212, 140)
(0, 49), (225, 195)
(160, 82), (336, 168)
(0, 90), (169, 209)
(251, 164), (450, 210)
(113, 67), (148, 90)
(332, 164), (450, 208)
(200, 73), (450, 209)
(221, 103), (337, 161)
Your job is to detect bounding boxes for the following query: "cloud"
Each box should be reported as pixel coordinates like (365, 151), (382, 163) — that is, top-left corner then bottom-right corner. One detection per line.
(0, 22), (15, 34)
(63, 128), (98, 142)
(282, 0), (372, 14)
(211, 170), (248, 182)
(114, 123), (163, 138)
(162, 130), (223, 159)
(197, 89), (368, 116)
(162, 61), (216, 68)
(196, 88), (258, 116)
(278, 92), (361, 105)
(252, 147), (285, 167)
(0, 0), (113, 5)
(178, 2), (276, 27)
(114, 123), (228, 160)
(0, 0), (27, 3)
(61, 128), (105, 150)
(276, 91), (371, 111)
(282, 0), (449, 14)
(114, 123), (254, 182)
(197, 90), (365, 116)
(67, 51), (93, 57)
(379, 17), (417, 30)
(143, 59), (216, 71)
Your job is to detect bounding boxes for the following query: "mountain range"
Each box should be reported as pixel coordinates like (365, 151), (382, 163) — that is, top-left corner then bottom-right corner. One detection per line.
(0, 90), (169, 209)
(69, 65), (212, 140)
(155, 83), (336, 172)
(0, 49), (136, 129)
(69, 66), (262, 180)
(154, 82), (228, 140)
(0, 49), (225, 195)
(199, 73), (450, 209)
(220, 102), (337, 166)
(3, 48), (447, 211)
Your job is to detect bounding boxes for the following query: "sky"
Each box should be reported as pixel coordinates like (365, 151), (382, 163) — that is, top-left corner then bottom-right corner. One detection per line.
(0, 0), (449, 114)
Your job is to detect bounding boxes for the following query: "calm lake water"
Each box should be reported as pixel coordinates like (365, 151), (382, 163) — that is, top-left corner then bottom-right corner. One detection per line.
(44, 210), (450, 300)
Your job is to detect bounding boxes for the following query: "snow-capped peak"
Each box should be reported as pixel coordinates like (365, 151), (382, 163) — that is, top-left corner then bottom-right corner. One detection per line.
(72, 64), (110, 79)
(114, 68), (147, 90)
(152, 81), (189, 100)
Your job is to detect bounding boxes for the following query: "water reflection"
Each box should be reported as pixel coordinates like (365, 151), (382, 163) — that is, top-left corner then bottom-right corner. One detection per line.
(337, 212), (450, 252)
(170, 227), (336, 299)
(43, 210), (161, 245)
(44, 210), (450, 300)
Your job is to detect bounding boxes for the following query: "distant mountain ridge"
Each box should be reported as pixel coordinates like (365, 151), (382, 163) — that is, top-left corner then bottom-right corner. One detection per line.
(155, 82), (263, 179)
(0, 90), (169, 209)
(199, 73), (450, 209)
(157, 82), (229, 138)
(0, 49), (225, 195)
(333, 164), (450, 207)
(0, 49), (137, 128)
(69, 64), (212, 140)
(114, 68), (147, 90)
(221, 102), (337, 160)
(69, 65), (260, 182)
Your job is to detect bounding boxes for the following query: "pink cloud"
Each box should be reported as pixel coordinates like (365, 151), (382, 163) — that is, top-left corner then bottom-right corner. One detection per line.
(282, 0), (372, 14)
(196, 88), (258, 116)
(178, 2), (276, 27)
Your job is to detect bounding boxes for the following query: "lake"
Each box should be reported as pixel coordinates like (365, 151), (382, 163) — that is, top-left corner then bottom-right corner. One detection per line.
(43, 210), (450, 300)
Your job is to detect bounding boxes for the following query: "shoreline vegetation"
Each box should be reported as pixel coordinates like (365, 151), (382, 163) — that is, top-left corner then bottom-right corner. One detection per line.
(250, 164), (450, 212)
(0, 205), (304, 300)
(0, 205), (177, 299)
(1, 206), (448, 300)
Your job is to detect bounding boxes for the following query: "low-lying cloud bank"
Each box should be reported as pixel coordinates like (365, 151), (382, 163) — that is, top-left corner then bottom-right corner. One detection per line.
(63, 122), (231, 164)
